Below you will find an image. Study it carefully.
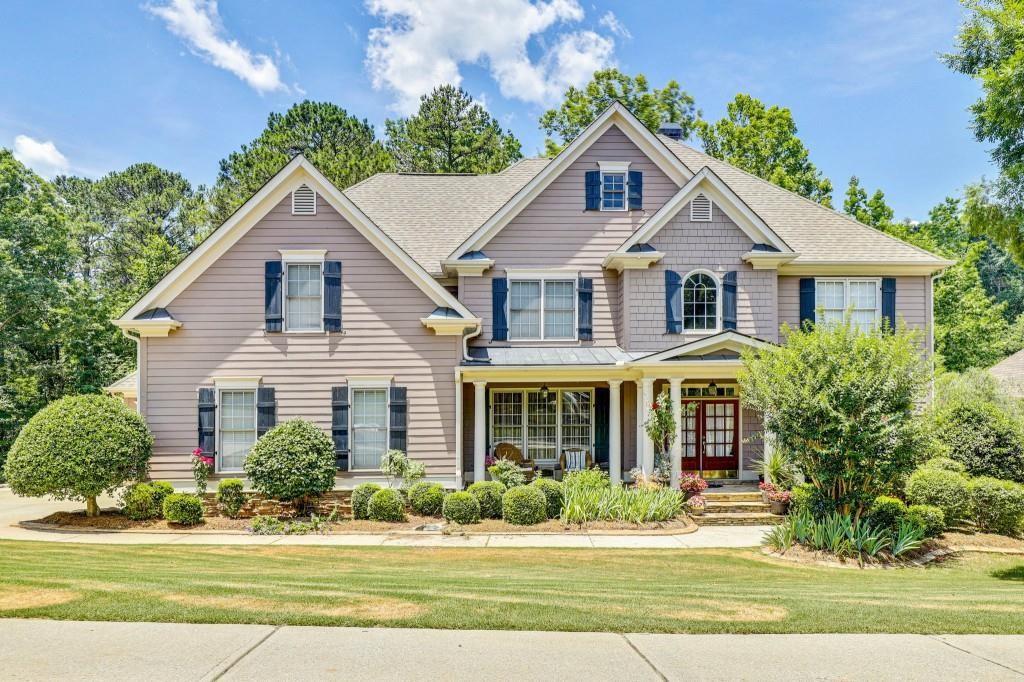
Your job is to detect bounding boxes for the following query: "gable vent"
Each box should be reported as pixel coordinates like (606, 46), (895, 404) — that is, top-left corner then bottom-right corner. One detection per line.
(690, 193), (712, 222)
(292, 184), (317, 216)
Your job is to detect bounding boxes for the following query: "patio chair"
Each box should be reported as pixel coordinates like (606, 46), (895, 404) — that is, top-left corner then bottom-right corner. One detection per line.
(553, 449), (593, 481)
(492, 443), (537, 480)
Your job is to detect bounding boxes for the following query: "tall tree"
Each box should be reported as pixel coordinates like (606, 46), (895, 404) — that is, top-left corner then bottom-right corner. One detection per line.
(385, 85), (522, 173)
(843, 176), (895, 228)
(540, 69), (698, 156)
(210, 101), (395, 224)
(696, 94), (833, 206)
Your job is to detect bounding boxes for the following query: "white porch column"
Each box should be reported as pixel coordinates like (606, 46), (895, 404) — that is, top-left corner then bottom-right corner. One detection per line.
(608, 380), (622, 485)
(634, 379), (643, 478)
(669, 377), (683, 489)
(473, 381), (487, 482)
(641, 377), (655, 474)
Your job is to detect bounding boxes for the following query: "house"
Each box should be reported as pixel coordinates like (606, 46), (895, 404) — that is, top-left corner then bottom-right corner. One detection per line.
(989, 349), (1024, 398)
(111, 102), (952, 489)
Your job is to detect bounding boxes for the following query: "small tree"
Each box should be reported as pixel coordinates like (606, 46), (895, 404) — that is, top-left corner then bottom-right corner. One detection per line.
(244, 419), (336, 508)
(643, 392), (677, 481)
(380, 449), (425, 489)
(4, 395), (152, 517)
(738, 321), (929, 520)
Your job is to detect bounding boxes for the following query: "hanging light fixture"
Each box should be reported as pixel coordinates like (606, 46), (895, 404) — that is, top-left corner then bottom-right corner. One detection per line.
(707, 381), (718, 395)
(539, 384), (550, 400)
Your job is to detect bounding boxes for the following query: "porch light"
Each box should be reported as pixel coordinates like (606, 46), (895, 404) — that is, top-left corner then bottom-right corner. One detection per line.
(539, 384), (550, 400)
(707, 381), (718, 393)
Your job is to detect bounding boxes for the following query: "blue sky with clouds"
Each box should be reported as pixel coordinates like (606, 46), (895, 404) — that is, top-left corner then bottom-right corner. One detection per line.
(0, 0), (991, 220)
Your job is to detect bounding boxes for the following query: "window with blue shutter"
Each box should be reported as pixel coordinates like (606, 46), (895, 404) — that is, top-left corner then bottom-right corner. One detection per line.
(799, 278), (816, 329)
(577, 277), (593, 341)
(389, 386), (408, 452)
(332, 386), (349, 470)
(323, 260), (342, 332)
(256, 386), (276, 438)
(584, 170), (601, 210)
(265, 261), (283, 332)
(881, 277), (897, 332)
(666, 271), (683, 333)
(627, 170), (643, 210)
(197, 388), (217, 457)
(492, 277), (509, 341)
(722, 271), (738, 330)
(593, 387), (609, 468)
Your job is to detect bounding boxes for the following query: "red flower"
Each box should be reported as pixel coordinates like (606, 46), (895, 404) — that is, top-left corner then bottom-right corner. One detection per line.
(651, 402), (659, 409)
(192, 447), (203, 457)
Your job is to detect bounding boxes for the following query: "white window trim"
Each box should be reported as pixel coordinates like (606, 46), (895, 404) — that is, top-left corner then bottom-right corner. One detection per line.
(814, 277), (882, 329)
(690, 192), (713, 222)
(598, 161), (630, 212)
(213, 376), (261, 390)
(281, 250), (327, 334)
(681, 269), (723, 334)
(505, 271), (579, 342)
(349, 378), (392, 472)
(488, 387), (595, 464)
(215, 385), (258, 474)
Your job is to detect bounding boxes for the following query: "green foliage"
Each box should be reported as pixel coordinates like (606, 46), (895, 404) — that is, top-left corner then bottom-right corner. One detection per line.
(867, 495), (908, 532)
(442, 491), (481, 525)
(243, 419), (336, 502)
(120, 483), (160, 521)
(379, 449), (425, 489)
(562, 468), (610, 491)
(248, 515), (287, 535)
(788, 483), (816, 516)
(843, 176), (895, 228)
(561, 485), (683, 524)
(739, 321), (929, 518)
(752, 449), (797, 489)
(906, 504), (947, 538)
(351, 483), (382, 520)
(5, 395), (152, 515)
(162, 493), (204, 526)
(531, 478), (564, 519)
(216, 479), (246, 519)
(644, 392), (676, 456)
(407, 481), (444, 516)
(920, 457), (968, 474)
(540, 69), (697, 155)
(150, 481), (174, 511)
(905, 468), (973, 525)
(969, 476), (1024, 535)
(501, 485), (548, 525)
(892, 519), (927, 556)
(385, 85), (522, 173)
(696, 94), (833, 206)
(367, 488), (406, 522)
(468, 480), (507, 519)
(931, 400), (1024, 483)
(487, 459), (525, 489)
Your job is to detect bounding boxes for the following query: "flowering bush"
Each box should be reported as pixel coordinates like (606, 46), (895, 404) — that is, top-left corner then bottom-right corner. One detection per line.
(679, 473), (708, 494)
(767, 490), (792, 504)
(191, 447), (214, 495)
(686, 494), (706, 510)
(758, 481), (777, 493)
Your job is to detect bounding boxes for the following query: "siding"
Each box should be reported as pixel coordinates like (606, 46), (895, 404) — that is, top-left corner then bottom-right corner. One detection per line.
(142, 195), (461, 481)
(463, 125), (680, 347)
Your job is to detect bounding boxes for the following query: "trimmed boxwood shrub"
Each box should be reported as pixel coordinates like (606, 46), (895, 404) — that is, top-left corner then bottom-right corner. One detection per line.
(352, 483), (381, 520)
(4, 395), (153, 516)
(408, 481), (444, 516)
(905, 468), (972, 524)
(531, 478), (563, 519)
(244, 419), (336, 503)
(468, 480), (506, 519)
(217, 479), (246, 519)
(969, 477), (1024, 536)
(367, 488), (406, 522)
(121, 483), (160, 521)
(866, 495), (907, 532)
(906, 504), (946, 538)
(443, 491), (480, 524)
(920, 457), (967, 474)
(502, 485), (547, 526)
(150, 481), (174, 512)
(163, 493), (204, 525)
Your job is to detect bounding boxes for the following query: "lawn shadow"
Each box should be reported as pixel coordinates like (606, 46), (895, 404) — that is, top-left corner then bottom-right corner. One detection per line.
(991, 564), (1024, 582)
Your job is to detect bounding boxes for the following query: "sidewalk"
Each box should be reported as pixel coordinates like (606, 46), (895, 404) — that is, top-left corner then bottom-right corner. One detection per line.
(2, 620), (1022, 681)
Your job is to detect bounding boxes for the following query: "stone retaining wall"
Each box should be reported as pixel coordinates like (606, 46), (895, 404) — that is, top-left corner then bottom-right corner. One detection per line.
(200, 490), (353, 519)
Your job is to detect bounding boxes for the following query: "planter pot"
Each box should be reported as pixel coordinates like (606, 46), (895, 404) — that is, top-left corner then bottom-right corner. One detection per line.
(770, 500), (789, 515)
(689, 507), (704, 516)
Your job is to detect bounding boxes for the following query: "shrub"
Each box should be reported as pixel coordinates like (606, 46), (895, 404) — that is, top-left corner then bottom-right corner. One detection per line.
(162, 493), (204, 525)
(4, 395), (153, 516)
(443, 491), (480, 524)
(487, 458), (526, 489)
(531, 478), (563, 519)
(969, 477), (1024, 536)
(367, 488), (406, 522)
(120, 484), (159, 521)
(920, 457), (967, 474)
(216, 479), (246, 519)
(249, 515), (286, 535)
(244, 419), (336, 502)
(906, 504), (946, 538)
(468, 480), (507, 519)
(351, 483), (382, 520)
(932, 401), (1024, 483)
(150, 481), (175, 513)
(561, 485), (682, 524)
(502, 485), (547, 525)
(562, 468), (609, 491)
(380, 449), (426, 489)
(866, 495), (908, 532)
(408, 481), (444, 516)
(905, 468), (972, 524)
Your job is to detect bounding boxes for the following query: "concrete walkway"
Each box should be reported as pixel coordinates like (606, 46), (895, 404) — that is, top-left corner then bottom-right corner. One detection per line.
(2, 620), (1022, 681)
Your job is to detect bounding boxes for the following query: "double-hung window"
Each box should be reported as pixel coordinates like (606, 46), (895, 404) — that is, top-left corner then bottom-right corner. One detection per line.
(351, 387), (388, 470)
(816, 278), (881, 333)
(280, 250), (326, 332)
(219, 389), (256, 472)
(508, 275), (576, 340)
(599, 161), (629, 211)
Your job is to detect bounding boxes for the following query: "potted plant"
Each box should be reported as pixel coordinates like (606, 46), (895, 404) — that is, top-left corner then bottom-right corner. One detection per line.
(686, 494), (706, 516)
(758, 481), (777, 503)
(767, 489), (791, 515)
(679, 472), (708, 500)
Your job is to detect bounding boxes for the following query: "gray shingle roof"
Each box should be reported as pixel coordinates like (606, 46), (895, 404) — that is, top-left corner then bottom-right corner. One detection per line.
(989, 350), (1024, 397)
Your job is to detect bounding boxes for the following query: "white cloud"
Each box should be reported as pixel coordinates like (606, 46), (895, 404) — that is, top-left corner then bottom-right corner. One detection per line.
(146, 0), (285, 93)
(12, 135), (70, 178)
(599, 11), (630, 40)
(365, 0), (615, 113)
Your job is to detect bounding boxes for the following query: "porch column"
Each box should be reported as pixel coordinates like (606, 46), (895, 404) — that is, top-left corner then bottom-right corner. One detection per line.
(473, 381), (487, 482)
(669, 377), (683, 489)
(608, 380), (622, 485)
(641, 377), (655, 474)
(634, 379), (643, 477)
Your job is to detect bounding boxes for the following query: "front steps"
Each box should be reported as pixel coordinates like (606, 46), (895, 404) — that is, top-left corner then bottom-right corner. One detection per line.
(693, 488), (783, 526)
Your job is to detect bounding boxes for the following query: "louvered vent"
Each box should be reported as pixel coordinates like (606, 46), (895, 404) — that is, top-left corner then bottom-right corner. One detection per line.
(690, 193), (712, 222)
(292, 184), (316, 215)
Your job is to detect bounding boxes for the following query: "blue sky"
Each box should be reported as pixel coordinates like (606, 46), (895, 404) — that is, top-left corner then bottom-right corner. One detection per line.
(0, 0), (991, 220)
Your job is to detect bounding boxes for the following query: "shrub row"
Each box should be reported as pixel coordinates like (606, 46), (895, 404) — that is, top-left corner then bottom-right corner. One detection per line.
(904, 458), (1024, 536)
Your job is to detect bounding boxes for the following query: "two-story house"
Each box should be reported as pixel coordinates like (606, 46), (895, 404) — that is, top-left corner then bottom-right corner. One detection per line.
(112, 102), (951, 489)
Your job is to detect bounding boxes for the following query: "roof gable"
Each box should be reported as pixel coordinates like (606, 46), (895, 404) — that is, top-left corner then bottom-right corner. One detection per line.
(634, 330), (771, 363)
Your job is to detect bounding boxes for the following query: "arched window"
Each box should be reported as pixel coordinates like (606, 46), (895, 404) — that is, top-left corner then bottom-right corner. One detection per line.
(683, 272), (719, 331)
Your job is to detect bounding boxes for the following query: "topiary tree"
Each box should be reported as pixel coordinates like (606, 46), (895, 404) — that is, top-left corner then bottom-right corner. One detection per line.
(4, 395), (152, 517)
(739, 321), (929, 520)
(244, 419), (336, 508)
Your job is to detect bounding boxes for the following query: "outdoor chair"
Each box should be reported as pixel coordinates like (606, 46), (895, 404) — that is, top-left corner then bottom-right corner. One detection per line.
(492, 442), (537, 480)
(553, 448), (593, 481)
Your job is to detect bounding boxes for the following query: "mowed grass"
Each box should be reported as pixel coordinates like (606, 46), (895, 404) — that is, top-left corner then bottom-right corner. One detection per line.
(0, 540), (1022, 633)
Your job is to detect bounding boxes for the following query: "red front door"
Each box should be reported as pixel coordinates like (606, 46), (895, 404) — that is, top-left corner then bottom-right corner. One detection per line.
(679, 399), (740, 476)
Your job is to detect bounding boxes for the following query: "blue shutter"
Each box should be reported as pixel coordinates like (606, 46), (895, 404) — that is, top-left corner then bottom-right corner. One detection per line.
(197, 388), (216, 456)
(492, 277), (509, 341)
(722, 271), (738, 331)
(265, 261), (283, 332)
(627, 170), (643, 210)
(256, 386), (276, 438)
(585, 170), (601, 210)
(389, 386), (408, 452)
(332, 386), (349, 470)
(799, 278), (816, 330)
(666, 271), (682, 333)
(594, 387), (609, 469)
(323, 260), (342, 332)
(881, 277), (897, 332)
(577, 277), (593, 341)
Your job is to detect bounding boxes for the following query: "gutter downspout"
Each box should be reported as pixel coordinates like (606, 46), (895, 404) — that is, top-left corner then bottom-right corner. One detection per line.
(119, 327), (142, 415)
(462, 324), (486, 363)
(930, 271), (943, 404)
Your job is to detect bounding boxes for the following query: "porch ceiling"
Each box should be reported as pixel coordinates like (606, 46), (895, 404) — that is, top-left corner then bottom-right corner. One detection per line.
(464, 346), (641, 366)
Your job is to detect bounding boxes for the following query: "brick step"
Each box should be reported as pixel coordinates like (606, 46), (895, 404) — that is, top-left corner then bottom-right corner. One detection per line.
(693, 512), (784, 526)
(704, 501), (771, 514)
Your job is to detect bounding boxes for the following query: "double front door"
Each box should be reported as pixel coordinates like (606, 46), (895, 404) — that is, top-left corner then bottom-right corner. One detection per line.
(680, 399), (740, 477)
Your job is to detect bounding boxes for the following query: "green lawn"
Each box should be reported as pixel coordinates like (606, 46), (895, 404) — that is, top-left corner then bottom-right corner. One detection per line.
(0, 540), (1021, 633)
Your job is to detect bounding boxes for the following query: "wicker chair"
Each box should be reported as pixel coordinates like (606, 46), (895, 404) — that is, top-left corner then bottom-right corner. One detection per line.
(492, 443), (537, 480)
(553, 449), (593, 481)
